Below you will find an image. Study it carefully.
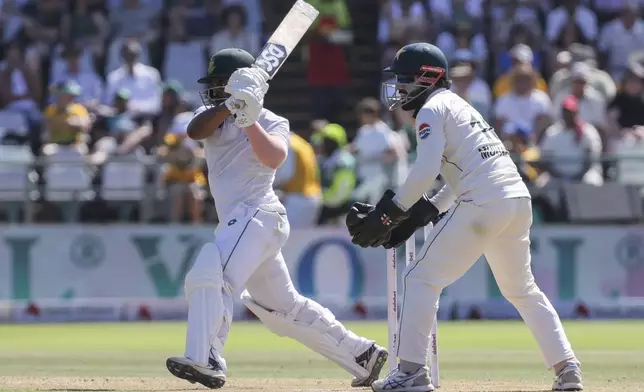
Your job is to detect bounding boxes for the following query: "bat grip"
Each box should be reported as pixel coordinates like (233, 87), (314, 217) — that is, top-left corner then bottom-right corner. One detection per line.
(251, 64), (271, 82)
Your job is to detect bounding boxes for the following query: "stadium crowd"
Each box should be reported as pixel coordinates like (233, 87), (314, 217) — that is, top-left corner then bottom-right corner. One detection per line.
(1, 0), (644, 225)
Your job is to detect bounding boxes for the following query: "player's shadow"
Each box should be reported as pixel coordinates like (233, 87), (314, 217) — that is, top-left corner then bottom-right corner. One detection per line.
(43, 389), (201, 392)
(466, 389), (552, 392)
(43, 389), (115, 391)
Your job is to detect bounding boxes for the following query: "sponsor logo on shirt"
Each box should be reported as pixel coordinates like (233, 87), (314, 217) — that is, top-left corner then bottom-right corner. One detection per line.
(418, 123), (431, 140)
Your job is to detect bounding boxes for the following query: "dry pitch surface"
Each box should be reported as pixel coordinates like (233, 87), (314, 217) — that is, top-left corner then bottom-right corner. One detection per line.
(0, 321), (642, 392)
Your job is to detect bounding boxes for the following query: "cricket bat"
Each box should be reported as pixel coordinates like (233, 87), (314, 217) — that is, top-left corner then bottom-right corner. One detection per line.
(253, 0), (319, 80)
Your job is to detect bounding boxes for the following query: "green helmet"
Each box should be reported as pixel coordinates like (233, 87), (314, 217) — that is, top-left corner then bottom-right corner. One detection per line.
(382, 42), (450, 112)
(198, 48), (255, 107)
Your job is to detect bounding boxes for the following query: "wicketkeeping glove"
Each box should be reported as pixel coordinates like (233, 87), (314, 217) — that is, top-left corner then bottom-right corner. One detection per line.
(382, 194), (439, 249)
(350, 190), (409, 248)
(225, 67), (269, 125)
(346, 202), (392, 248)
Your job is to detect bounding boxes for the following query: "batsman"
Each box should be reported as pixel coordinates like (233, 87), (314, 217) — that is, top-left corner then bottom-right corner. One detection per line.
(346, 43), (583, 392)
(165, 48), (387, 389)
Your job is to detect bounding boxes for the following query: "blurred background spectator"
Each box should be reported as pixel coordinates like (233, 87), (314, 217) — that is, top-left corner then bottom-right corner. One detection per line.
(2, 0), (644, 225)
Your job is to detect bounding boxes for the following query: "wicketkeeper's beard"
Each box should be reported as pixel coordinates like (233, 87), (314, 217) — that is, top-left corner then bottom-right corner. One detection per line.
(199, 86), (230, 108)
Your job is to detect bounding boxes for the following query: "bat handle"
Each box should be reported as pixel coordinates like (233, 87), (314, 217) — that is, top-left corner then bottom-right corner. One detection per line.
(251, 64), (271, 82)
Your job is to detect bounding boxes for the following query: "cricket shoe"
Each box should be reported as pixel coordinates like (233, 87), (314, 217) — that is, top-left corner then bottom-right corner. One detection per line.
(552, 364), (583, 391)
(352, 344), (389, 387)
(371, 366), (434, 392)
(166, 354), (226, 389)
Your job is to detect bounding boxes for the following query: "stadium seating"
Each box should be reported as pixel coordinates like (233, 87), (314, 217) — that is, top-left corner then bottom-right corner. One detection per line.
(42, 145), (94, 222)
(0, 145), (35, 222)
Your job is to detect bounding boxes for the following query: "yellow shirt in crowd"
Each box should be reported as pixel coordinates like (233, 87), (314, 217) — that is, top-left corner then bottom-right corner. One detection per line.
(44, 103), (89, 143)
(282, 133), (322, 198)
(493, 72), (549, 98)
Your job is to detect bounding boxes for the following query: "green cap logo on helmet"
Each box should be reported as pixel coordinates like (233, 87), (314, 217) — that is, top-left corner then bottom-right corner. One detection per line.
(198, 48), (255, 108)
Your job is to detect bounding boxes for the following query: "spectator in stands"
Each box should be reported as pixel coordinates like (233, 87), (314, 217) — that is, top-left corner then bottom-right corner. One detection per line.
(109, 0), (160, 43)
(167, 0), (219, 41)
(274, 132), (322, 228)
(350, 98), (397, 205)
(545, 0), (597, 44)
(149, 81), (188, 151)
(493, 44), (548, 98)
(310, 123), (356, 226)
(378, 0), (430, 45)
(608, 65), (644, 141)
(436, 21), (487, 72)
(43, 80), (90, 147)
(429, 0), (482, 28)
(539, 95), (604, 186)
(306, 0), (352, 123)
(21, 0), (65, 71)
(0, 0), (26, 46)
(495, 23), (542, 77)
(598, 1), (644, 81)
(504, 122), (541, 185)
(493, 63), (553, 142)
(549, 44), (617, 103)
(450, 56), (492, 120)
(92, 88), (153, 156)
(0, 39), (42, 151)
(104, 39), (162, 117)
(157, 132), (206, 223)
(61, 0), (109, 58)
(222, 0), (261, 37)
(491, 3), (541, 53)
(552, 62), (608, 147)
(548, 20), (592, 75)
(50, 43), (103, 109)
(209, 4), (259, 57)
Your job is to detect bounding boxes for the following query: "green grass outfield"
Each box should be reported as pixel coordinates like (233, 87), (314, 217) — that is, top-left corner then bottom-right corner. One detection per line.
(0, 320), (642, 391)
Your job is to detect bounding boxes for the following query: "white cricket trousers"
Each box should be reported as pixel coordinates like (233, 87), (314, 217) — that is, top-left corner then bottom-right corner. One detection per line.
(184, 203), (370, 363)
(397, 198), (576, 368)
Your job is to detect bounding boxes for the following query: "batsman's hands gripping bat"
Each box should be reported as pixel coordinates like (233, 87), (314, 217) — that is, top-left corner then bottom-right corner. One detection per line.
(224, 67), (270, 127)
(224, 0), (319, 128)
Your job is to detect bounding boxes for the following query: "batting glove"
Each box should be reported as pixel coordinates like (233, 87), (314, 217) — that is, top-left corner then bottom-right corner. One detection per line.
(225, 67), (269, 124)
(224, 97), (256, 128)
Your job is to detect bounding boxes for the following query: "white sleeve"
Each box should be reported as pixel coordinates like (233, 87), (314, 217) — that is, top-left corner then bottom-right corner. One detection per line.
(597, 23), (611, 52)
(429, 183), (455, 213)
(130, 70), (162, 115)
(393, 106), (445, 210)
(274, 149), (295, 185)
(264, 116), (291, 149)
(535, 92), (553, 117)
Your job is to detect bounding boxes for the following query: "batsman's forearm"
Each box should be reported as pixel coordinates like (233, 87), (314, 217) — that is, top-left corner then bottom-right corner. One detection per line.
(243, 122), (287, 169)
(187, 106), (230, 140)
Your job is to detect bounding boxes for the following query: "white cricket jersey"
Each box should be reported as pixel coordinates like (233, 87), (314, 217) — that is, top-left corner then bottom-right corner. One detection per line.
(394, 88), (530, 212)
(194, 106), (291, 219)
